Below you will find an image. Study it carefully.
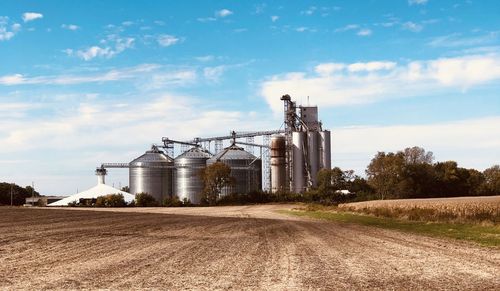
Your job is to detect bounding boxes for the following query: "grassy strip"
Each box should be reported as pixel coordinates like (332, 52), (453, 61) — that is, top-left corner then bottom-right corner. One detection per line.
(279, 209), (500, 247)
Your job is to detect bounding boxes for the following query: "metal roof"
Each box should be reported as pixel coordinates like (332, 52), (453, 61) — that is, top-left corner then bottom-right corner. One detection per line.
(209, 144), (258, 161)
(130, 146), (173, 165)
(175, 147), (212, 160)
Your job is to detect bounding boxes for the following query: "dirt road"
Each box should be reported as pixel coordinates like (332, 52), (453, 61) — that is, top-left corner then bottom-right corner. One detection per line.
(0, 206), (498, 290)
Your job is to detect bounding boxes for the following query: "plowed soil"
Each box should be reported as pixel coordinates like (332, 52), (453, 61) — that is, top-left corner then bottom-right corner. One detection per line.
(0, 206), (498, 290)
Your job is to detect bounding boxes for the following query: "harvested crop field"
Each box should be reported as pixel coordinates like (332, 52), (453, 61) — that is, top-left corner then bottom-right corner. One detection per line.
(1, 205), (499, 290)
(339, 196), (500, 223)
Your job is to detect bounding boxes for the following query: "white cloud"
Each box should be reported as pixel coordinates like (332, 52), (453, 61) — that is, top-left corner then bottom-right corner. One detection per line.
(314, 63), (345, 75)
(347, 61), (396, 72)
(301, 6), (317, 16)
(335, 24), (359, 32)
(0, 17), (21, 41)
(0, 94), (275, 195)
(216, 9), (233, 18)
(0, 64), (196, 86)
(76, 46), (113, 60)
(260, 54), (500, 112)
(196, 55), (215, 62)
(357, 29), (372, 36)
(233, 28), (247, 33)
(197, 17), (217, 22)
(333, 116), (500, 175)
(271, 15), (279, 22)
(22, 12), (43, 22)
(402, 21), (423, 32)
(61, 24), (79, 31)
(428, 32), (499, 48)
(408, 0), (428, 5)
(203, 66), (226, 82)
(157, 34), (179, 47)
(71, 37), (135, 60)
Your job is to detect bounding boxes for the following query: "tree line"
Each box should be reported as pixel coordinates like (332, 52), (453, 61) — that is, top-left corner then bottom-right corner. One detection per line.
(313, 146), (500, 202)
(2, 146), (498, 206)
(0, 183), (40, 206)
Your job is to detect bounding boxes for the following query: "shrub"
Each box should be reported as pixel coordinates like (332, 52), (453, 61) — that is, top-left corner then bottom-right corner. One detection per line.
(135, 192), (158, 207)
(95, 194), (126, 207)
(163, 196), (191, 207)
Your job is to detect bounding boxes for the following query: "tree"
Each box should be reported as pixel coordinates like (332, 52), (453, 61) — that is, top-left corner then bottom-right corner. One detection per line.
(366, 151), (405, 199)
(135, 192), (158, 207)
(201, 162), (233, 205)
(403, 146), (434, 165)
(483, 165), (500, 195)
(0, 183), (40, 206)
(121, 186), (130, 193)
(433, 161), (471, 197)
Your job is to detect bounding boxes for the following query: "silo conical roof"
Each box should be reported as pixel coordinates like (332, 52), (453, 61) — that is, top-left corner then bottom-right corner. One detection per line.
(175, 147), (212, 160)
(130, 145), (173, 166)
(209, 144), (258, 162)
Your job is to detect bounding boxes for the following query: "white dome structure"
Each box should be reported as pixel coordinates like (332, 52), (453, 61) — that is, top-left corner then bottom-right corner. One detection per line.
(48, 168), (134, 206)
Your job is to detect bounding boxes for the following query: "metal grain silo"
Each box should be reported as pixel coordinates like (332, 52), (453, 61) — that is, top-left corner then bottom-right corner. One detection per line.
(174, 147), (212, 204)
(270, 135), (286, 193)
(307, 131), (320, 187)
(319, 130), (331, 170)
(129, 145), (173, 203)
(207, 144), (262, 196)
(292, 131), (306, 193)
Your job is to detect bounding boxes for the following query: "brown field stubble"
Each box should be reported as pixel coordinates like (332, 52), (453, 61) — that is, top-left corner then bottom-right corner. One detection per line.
(0, 206), (498, 290)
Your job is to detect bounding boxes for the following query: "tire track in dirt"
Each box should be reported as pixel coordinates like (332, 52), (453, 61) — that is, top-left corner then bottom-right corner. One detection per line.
(0, 207), (498, 290)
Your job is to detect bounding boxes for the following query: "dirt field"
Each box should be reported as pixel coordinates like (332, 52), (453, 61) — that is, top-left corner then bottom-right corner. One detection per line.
(1, 205), (499, 290)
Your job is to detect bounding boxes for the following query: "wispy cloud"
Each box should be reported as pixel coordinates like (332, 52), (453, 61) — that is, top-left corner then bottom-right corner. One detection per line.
(216, 9), (233, 18)
(408, 0), (428, 5)
(261, 54), (500, 112)
(296, 27), (316, 33)
(428, 32), (499, 48)
(22, 12), (43, 22)
(402, 21), (423, 32)
(271, 15), (279, 22)
(67, 37), (135, 60)
(61, 24), (79, 31)
(196, 55), (215, 62)
(0, 64), (197, 86)
(203, 66), (226, 82)
(301, 6), (317, 16)
(199, 9), (233, 22)
(0, 17), (21, 41)
(197, 17), (217, 23)
(157, 34), (179, 47)
(334, 116), (500, 175)
(357, 29), (372, 36)
(335, 24), (359, 32)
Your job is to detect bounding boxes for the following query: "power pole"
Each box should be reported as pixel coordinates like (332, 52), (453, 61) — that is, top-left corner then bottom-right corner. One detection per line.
(10, 183), (13, 206)
(31, 182), (34, 206)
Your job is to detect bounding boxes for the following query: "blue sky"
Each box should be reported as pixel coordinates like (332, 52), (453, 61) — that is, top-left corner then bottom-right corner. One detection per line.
(1, 0), (499, 195)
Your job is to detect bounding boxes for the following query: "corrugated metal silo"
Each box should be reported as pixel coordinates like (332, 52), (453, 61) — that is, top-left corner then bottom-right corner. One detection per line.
(292, 131), (306, 193)
(207, 144), (262, 196)
(174, 147), (212, 204)
(270, 135), (286, 193)
(319, 130), (331, 170)
(307, 131), (320, 187)
(129, 145), (173, 203)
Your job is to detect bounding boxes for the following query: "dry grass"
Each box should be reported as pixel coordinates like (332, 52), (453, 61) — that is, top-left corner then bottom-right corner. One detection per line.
(338, 196), (500, 224)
